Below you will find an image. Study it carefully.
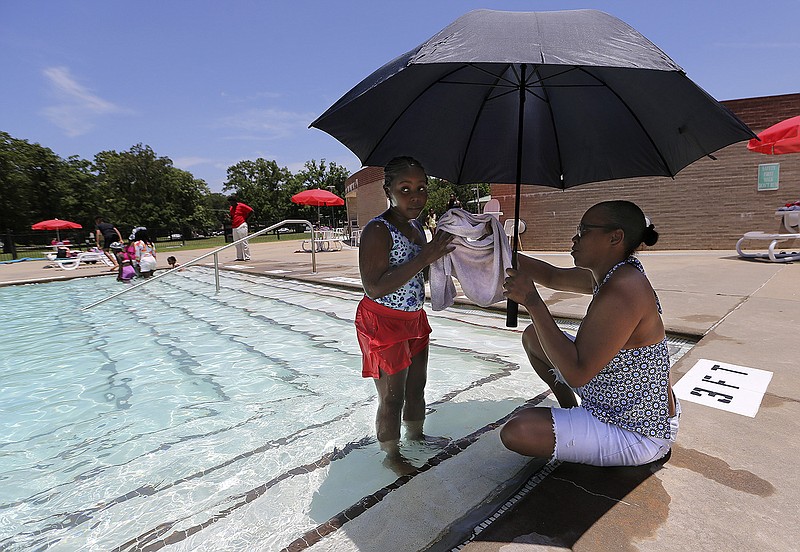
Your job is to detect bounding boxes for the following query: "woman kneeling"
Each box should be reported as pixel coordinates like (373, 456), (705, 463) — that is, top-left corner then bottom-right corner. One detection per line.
(501, 200), (679, 467)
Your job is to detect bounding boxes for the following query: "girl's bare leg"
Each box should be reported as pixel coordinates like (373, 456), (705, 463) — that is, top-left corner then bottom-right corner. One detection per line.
(401, 345), (428, 439)
(373, 368), (408, 451)
(374, 367), (418, 476)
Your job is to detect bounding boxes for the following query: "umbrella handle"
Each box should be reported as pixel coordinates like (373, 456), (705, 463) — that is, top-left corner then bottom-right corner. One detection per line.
(506, 63), (527, 329)
(506, 300), (519, 328)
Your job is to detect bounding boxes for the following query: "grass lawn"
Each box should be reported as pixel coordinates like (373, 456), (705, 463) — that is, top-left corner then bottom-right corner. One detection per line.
(157, 232), (310, 253)
(0, 232), (312, 263)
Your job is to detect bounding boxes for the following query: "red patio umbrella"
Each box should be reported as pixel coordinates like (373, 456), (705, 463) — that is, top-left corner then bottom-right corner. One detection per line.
(292, 189), (345, 225)
(31, 218), (83, 241)
(747, 115), (800, 155)
(291, 189), (345, 206)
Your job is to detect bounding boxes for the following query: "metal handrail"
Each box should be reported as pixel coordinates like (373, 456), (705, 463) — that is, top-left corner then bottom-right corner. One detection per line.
(82, 219), (315, 310)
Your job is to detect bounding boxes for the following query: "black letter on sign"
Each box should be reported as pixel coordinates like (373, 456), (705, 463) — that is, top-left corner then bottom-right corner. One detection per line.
(690, 387), (734, 404)
(702, 375), (739, 389)
(710, 364), (747, 376)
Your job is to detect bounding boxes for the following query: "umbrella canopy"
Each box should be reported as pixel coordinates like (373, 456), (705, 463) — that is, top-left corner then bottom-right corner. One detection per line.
(312, 9), (753, 188)
(311, 9), (755, 324)
(747, 115), (800, 155)
(31, 219), (83, 231)
(32, 218), (83, 242)
(291, 189), (345, 206)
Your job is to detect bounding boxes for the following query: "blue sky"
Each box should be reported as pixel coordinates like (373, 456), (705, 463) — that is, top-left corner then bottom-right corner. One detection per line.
(1, 1), (798, 193)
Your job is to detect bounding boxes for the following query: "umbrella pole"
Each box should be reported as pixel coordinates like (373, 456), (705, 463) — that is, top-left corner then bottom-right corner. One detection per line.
(506, 63), (526, 328)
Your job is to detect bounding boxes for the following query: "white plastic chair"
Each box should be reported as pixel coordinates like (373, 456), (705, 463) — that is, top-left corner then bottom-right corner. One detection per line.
(503, 218), (526, 249)
(482, 198), (503, 220)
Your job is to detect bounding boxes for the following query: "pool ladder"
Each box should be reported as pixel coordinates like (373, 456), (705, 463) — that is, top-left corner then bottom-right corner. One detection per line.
(82, 220), (316, 310)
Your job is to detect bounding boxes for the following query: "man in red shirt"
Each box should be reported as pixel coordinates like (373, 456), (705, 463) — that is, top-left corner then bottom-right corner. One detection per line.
(228, 195), (254, 261)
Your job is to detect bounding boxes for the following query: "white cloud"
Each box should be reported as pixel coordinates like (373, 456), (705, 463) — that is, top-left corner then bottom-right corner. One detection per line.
(40, 66), (128, 136)
(172, 156), (213, 168)
(217, 108), (315, 140)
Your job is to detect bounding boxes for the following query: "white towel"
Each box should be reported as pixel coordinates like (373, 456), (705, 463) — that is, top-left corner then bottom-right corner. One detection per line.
(430, 209), (513, 310)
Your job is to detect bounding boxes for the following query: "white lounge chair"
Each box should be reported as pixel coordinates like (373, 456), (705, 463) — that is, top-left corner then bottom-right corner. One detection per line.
(46, 251), (115, 270)
(736, 211), (800, 263)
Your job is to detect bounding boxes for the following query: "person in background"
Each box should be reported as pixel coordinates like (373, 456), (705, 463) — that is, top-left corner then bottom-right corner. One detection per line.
(110, 242), (135, 283)
(446, 194), (462, 210)
(500, 200), (679, 467)
(123, 231), (139, 276)
(422, 210), (437, 242)
(355, 156), (455, 473)
(167, 256), (178, 269)
(228, 194), (254, 261)
(95, 216), (123, 270)
(132, 227), (157, 278)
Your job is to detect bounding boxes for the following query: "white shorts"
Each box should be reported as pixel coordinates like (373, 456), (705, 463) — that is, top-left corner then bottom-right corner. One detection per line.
(550, 403), (679, 467)
(139, 255), (157, 272)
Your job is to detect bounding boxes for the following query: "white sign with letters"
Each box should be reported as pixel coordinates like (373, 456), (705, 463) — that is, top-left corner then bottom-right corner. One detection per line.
(673, 359), (772, 417)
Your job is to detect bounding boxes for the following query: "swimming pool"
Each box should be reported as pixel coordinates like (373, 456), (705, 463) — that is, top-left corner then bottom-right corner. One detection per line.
(0, 269), (695, 551)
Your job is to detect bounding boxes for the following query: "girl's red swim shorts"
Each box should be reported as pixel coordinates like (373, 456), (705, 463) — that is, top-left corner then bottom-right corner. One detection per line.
(354, 295), (431, 379)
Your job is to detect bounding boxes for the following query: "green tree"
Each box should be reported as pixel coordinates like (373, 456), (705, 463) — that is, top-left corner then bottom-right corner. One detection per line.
(93, 144), (211, 236)
(204, 193), (230, 232)
(223, 158), (292, 227)
(0, 132), (95, 237)
(423, 179), (490, 218)
(291, 159), (351, 225)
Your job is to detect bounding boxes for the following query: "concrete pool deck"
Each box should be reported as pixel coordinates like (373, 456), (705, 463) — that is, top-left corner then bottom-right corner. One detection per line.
(2, 240), (798, 551)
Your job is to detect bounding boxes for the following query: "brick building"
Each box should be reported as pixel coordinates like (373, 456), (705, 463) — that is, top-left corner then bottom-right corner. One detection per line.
(344, 93), (799, 250)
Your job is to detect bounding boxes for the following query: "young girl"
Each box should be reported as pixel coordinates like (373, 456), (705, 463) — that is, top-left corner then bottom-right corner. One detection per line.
(110, 242), (136, 283)
(355, 156), (454, 468)
(132, 228), (157, 278)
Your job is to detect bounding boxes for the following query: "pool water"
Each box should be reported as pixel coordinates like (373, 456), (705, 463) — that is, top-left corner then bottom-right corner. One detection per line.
(0, 269), (695, 551)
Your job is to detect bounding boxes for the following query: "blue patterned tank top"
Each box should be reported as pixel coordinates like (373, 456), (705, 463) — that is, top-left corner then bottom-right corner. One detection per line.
(576, 256), (673, 439)
(373, 216), (426, 312)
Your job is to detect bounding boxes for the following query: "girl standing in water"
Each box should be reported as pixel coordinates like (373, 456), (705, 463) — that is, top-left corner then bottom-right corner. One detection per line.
(355, 156), (454, 468)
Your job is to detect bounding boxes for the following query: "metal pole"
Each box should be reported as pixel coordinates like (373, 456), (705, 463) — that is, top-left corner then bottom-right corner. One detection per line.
(311, 234), (316, 273)
(213, 252), (220, 292)
(506, 63), (526, 328)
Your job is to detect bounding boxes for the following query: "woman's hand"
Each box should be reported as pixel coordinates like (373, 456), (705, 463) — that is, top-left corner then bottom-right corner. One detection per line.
(503, 267), (544, 307)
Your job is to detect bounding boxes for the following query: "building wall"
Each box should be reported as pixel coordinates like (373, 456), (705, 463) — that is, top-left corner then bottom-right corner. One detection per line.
(344, 93), (800, 249)
(345, 166), (386, 228)
(492, 93), (800, 250)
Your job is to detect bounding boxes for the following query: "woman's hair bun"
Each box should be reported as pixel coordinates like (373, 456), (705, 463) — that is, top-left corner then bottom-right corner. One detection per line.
(643, 223), (659, 247)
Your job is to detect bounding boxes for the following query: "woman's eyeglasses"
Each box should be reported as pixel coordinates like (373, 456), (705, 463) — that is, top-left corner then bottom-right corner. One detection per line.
(575, 223), (617, 239)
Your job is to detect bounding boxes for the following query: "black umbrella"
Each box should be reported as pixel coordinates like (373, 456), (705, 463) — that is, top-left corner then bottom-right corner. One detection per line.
(311, 9), (755, 325)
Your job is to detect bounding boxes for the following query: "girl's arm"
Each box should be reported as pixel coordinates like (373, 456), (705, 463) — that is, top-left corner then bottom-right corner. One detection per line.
(359, 220), (453, 300)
